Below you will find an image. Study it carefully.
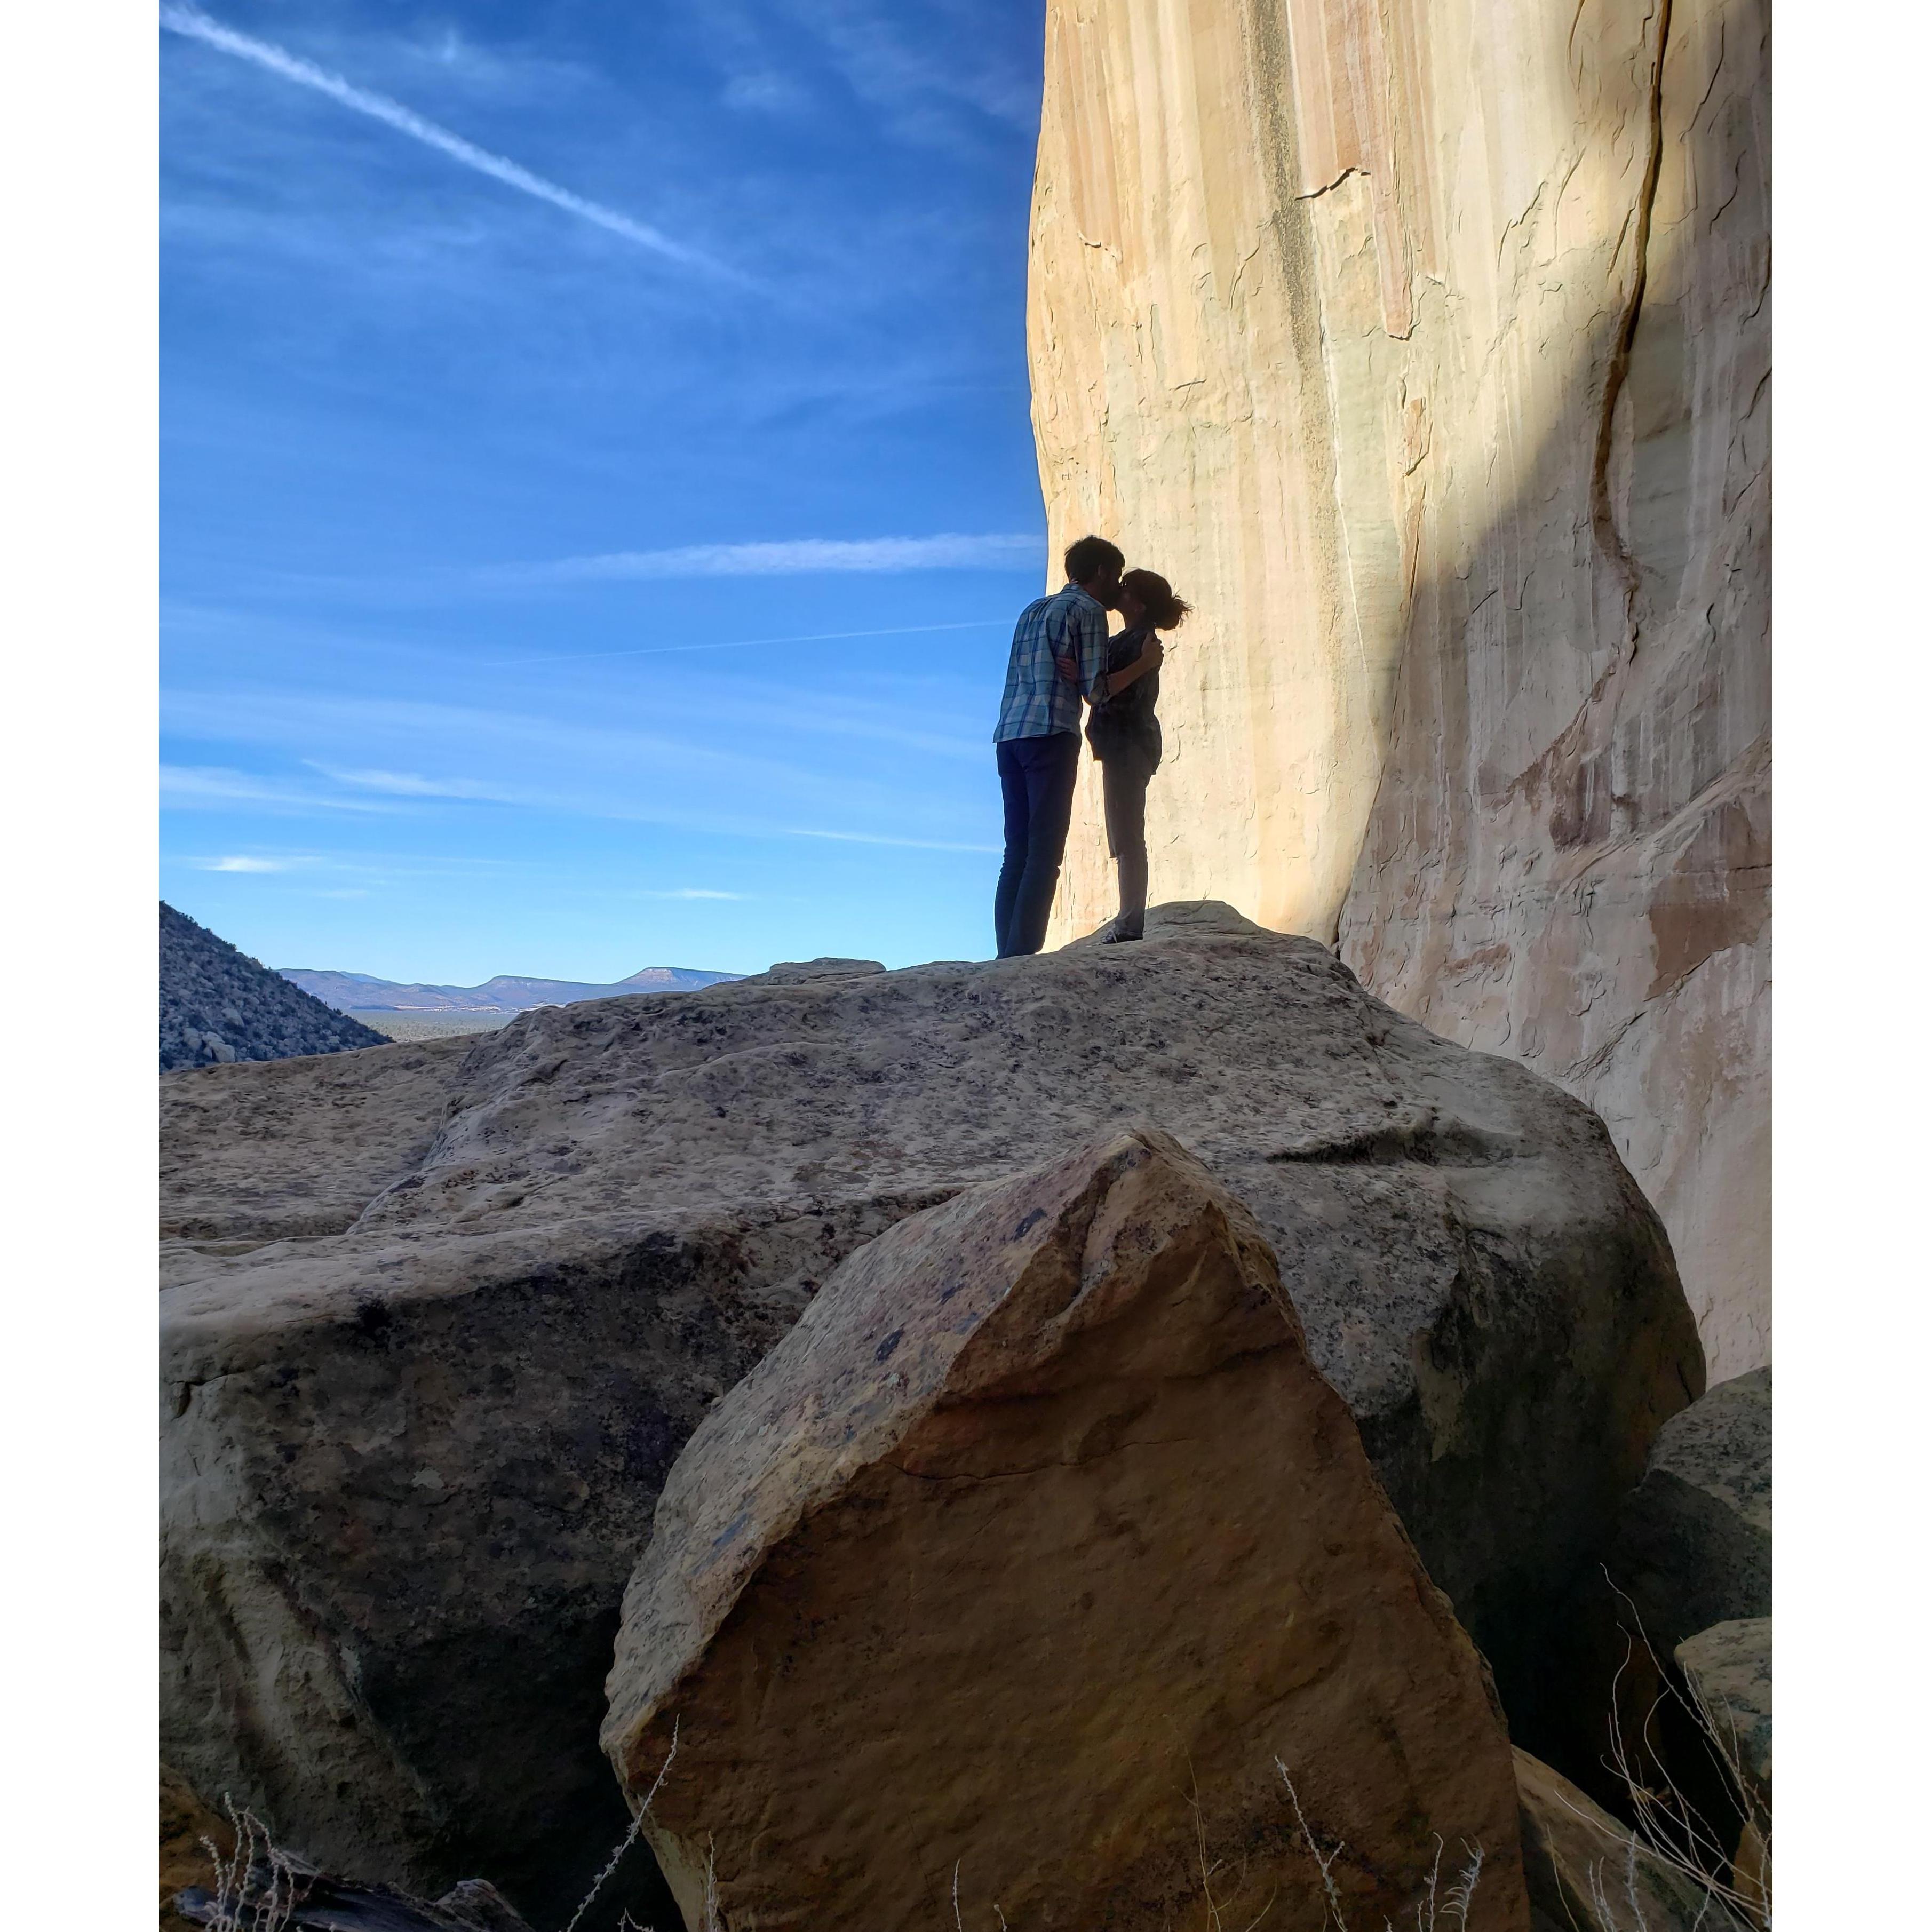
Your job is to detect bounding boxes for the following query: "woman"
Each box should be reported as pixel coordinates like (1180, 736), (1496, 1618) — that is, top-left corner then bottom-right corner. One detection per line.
(1085, 567), (1190, 943)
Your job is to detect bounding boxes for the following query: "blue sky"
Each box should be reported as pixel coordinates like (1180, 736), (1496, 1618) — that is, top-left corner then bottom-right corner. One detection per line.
(161, 1), (1051, 981)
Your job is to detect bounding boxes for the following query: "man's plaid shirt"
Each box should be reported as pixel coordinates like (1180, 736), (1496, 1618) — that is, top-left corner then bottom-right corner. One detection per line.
(992, 583), (1112, 742)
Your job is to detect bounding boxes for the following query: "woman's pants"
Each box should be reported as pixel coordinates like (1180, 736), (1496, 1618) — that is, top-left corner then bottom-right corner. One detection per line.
(1101, 752), (1153, 939)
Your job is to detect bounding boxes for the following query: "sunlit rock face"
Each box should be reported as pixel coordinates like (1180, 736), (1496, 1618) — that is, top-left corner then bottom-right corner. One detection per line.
(1029, 0), (1769, 1376)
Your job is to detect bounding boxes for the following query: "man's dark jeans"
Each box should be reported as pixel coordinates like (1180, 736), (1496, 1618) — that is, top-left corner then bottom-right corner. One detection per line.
(993, 730), (1082, 958)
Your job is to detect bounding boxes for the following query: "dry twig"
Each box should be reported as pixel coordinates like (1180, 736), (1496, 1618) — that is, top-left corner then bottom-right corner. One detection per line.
(563, 1720), (680, 1932)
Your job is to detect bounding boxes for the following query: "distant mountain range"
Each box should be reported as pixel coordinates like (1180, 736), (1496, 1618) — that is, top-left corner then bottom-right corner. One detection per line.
(280, 964), (742, 1014)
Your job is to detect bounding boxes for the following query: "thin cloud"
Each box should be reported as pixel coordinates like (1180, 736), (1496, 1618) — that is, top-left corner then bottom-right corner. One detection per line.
(162, 765), (397, 813)
(784, 827), (997, 854)
(198, 854), (295, 872)
(482, 532), (1043, 586)
(489, 617), (1008, 667)
(160, 4), (718, 271)
(643, 888), (746, 901)
(167, 696), (996, 847)
(311, 764), (513, 800)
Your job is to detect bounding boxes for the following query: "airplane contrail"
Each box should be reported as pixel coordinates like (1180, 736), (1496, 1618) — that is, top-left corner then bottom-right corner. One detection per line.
(160, 4), (713, 269)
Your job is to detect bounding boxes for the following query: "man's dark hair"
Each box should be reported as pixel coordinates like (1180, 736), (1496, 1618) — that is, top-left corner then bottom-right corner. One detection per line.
(1063, 535), (1125, 586)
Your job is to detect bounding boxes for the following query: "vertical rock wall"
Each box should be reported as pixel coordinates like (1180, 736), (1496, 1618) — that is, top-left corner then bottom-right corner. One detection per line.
(1029, 0), (1769, 1374)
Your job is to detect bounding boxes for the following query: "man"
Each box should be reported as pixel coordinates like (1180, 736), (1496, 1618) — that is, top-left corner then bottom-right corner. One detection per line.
(991, 535), (1160, 957)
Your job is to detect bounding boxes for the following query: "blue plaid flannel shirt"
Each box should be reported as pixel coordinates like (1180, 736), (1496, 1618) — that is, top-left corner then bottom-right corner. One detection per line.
(992, 583), (1112, 742)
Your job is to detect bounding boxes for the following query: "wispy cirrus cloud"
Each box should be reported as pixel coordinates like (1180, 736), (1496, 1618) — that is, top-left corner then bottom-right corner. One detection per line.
(478, 531), (1043, 587)
(643, 888), (746, 901)
(487, 617), (1008, 669)
(799, 1), (1038, 130)
(783, 826), (997, 854)
(162, 765), (399, 813)
(160, 4), (719, 272)
(196, 854), (298, 872)
(165, 689), (998, 850)
(307, 764), (514, 801)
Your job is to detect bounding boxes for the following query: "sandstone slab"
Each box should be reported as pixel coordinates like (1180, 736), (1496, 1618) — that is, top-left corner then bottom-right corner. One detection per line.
(1028, 0), (1770, 1382)
(606, 1126), (1530, 1931)
(162, 909), (1698, 1912)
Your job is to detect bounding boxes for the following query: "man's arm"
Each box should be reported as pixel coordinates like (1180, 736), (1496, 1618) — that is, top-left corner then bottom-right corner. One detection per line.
(1074, 600), (1112, 706)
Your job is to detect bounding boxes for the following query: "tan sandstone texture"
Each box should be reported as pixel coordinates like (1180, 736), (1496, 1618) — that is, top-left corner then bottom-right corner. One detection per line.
(1028, 0), (1769, 1380)
(160, 908), (1697, 1916)
(605, 1126), (1530, 1931)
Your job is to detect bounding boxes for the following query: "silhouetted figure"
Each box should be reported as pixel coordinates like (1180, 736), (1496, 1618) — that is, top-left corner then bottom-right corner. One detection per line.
(1085, 568), (1190, 944)
(992, 536), (1160, 957)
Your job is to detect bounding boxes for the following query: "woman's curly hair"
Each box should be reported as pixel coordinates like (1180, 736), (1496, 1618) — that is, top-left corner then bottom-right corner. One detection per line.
(1119, 568), (1191, 631)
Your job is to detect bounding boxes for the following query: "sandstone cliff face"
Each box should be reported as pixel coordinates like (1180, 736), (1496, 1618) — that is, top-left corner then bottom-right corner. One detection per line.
(1028, 0), (1769, 1378)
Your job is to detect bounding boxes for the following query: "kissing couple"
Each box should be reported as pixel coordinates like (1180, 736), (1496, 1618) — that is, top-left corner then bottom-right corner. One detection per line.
(991, 535), (1191, 958)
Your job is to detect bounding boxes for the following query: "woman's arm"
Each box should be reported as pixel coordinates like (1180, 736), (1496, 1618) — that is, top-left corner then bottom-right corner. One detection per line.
(1101, 638), (1163, 694)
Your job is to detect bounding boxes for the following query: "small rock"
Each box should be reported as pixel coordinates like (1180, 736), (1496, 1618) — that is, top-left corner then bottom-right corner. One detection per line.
(744, 956), (886, 984)
(174, 1868), (535, 1932)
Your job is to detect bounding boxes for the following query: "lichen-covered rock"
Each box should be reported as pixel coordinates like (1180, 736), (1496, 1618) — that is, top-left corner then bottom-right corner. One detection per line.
(161, 907), (1696, 1914)
(161, 903), (388, 1071)
(1028, 0), (1770, 1384)
(606, 1127), (1531, 1931)
(1616, 1367), (1771, 1650)
(1676, 1617), (1771, 1814)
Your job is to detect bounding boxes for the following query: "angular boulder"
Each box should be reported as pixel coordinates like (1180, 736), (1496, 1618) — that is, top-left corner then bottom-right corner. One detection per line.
(605, 1126), (1531, 1930)
(1615, 1367), (1771, 1651)
(162, 907), (1698, 1912)
(1513, 1749), (1748, 1932)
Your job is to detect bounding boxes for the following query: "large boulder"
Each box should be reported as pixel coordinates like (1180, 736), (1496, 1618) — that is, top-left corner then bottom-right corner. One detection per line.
(161, 905), (1699, 1913)
(1615, 1367), (1771, 1650)
(606, 1126), (1530, 1930)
